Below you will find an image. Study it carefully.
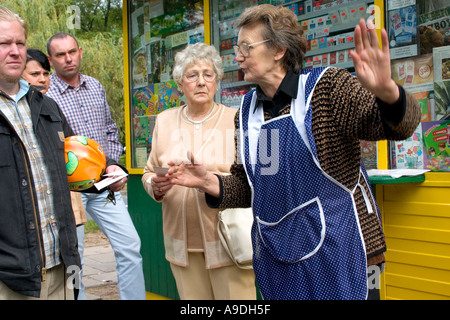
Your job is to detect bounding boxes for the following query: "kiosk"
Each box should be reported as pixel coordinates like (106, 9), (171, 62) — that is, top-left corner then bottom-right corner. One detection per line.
(123, 0), (450, 299)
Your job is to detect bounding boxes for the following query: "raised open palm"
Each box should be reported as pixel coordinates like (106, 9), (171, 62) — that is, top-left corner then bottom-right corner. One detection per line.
(350, 18), (399, 104)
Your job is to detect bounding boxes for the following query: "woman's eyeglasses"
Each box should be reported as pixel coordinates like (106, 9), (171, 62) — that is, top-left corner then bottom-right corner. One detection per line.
(233, 39), (269, 57)
(183, 72), (216, 83)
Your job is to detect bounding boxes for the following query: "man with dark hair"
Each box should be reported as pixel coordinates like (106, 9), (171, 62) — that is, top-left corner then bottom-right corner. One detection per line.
(46, 33), (146, 300)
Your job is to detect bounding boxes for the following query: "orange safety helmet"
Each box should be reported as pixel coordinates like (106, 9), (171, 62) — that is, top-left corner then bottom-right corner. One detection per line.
(64, 136), (107, 191)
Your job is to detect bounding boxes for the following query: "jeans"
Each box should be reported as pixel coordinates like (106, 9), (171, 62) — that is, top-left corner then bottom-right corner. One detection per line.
(76, 191), (146, 300)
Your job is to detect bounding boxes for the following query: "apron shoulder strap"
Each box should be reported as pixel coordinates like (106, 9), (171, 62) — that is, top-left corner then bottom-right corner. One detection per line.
(238, 89), (257, 183)
(303, 67), (329, 105)
(242, 89), (255, 112)
(301, 67), (329, 158)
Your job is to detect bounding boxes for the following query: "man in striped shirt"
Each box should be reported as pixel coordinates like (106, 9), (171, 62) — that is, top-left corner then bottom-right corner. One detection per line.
(46, 33), (145, 300)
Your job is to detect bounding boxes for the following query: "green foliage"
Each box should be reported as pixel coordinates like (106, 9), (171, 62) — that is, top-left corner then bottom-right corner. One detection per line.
(1, 0), (125, 146)
(79, 33), (125, 145)
(72, 0), (123, 33)
(84, 219), (100, 233)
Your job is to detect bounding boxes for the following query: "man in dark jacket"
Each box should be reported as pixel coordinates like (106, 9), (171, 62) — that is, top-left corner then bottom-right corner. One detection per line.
(0, 6), (127, 299)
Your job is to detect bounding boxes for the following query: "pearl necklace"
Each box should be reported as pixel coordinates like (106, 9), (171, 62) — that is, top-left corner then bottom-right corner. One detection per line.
(183, 104), (216, 129)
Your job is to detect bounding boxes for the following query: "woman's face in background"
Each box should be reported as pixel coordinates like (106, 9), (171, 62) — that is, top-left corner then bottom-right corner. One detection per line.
(22, 60), (50, 93)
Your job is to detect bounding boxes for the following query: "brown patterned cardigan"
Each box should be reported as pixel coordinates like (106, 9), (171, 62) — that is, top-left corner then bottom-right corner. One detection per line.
(207, 67), (421, 265)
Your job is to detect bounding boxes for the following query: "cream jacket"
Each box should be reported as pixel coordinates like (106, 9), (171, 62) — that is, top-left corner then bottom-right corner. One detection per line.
(142, 104), (237, 268)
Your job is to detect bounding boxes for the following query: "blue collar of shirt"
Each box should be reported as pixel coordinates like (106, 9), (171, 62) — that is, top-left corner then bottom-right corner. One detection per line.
(51, 72), (87, 93)
(0, 79), (29, 102)
(16, 79), (30, 103)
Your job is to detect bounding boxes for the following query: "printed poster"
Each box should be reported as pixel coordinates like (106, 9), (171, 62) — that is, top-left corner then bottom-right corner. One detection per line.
(422, 120), (450, 171)
(433, 46), (450, 119)
(132, 48), (148, 88)
(156, 81), (180, 114)
(391, 125), (424, 169)
(132, 86), (158, 116)
(388, 4), (419, 59)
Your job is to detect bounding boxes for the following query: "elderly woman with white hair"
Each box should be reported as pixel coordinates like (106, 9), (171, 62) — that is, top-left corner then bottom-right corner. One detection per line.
(142, 43), (256, 300)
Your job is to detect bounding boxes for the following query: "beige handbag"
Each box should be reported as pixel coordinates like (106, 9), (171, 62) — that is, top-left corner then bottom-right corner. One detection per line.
(217, 207), (254, 269)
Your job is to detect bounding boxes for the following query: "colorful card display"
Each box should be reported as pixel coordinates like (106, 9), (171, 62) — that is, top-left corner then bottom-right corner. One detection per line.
(422, 120), (450, 172)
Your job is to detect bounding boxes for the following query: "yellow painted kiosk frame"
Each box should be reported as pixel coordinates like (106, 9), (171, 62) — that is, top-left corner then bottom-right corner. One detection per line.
(123, 0), (450, 300)
(371, 0), (450, 300)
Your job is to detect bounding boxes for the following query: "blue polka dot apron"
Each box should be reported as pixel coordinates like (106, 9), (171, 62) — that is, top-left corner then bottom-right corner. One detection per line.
(239, 67), (369, 300)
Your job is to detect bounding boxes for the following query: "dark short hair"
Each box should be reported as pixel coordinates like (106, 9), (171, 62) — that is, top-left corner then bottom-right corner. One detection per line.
(26, 49), (50, 72)
(236, 4), (307, 72)
(47, 33), (79, 56)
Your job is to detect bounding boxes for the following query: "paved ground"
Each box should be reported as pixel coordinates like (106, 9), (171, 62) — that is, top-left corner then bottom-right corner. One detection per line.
(83, 233), (119, 300)
(81, 189), (125, 300)
(83, 188), (128, 300)
(80, 189), (169, 300)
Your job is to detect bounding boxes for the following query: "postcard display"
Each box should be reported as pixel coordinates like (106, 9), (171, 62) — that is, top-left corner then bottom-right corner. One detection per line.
(128, 0), (205, 168)
(211, 0), (263, 110)
(126, 0), (449, 171)
(388, 0), (450, 172)
(212, 0), (376, 105)
(212, 0), (379, 169)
